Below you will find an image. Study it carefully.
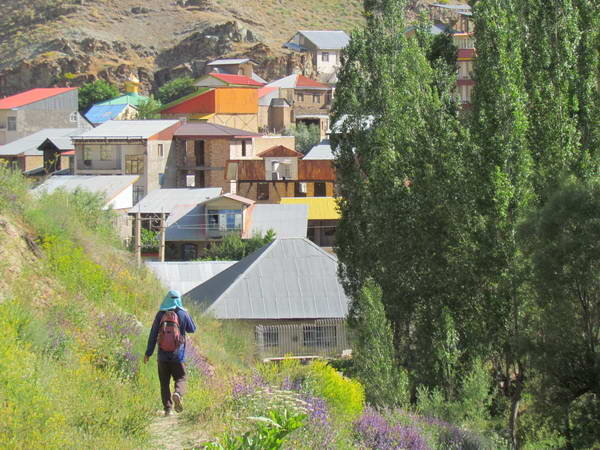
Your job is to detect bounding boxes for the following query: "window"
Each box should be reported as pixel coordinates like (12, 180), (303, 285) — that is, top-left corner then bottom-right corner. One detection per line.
(313, 94), (321, 104)
(295, 182), (307, 197)
(83, 147), (92, 166)
(257, 183), (269, 201)
(314, 182), (326, 197)
(321, 52), (329, 62)
(133, 185), (145, 204)
(264, 329), (279, 347)
(207, 209), (242, 231)
(241, 140), (247, 157)
(296, 92), (304, 102)
(194, 140), (205, 166)
(303, 325), (337, 347)
(7, 117), (16, 131)
(100, 148), (112, 161)
(125, 155), (144, 174)
(158, 144), (164, 158)
(69, 111), (79, 123)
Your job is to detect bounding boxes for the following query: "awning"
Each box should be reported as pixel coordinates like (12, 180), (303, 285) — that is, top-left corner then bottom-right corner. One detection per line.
(280, 197), (340, 220)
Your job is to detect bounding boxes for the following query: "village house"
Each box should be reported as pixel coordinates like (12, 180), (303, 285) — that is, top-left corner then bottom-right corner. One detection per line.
(0, 127), (89, 175)
(265, 74), (333, 138)
(186, 237), (351, 359)
(130, 188), (307, 260)
(84, 74), (149, 126)
(283, 30), (350, 84)
(205, 58), (267, 84)
(0, 87), (87, 146)
(172, 122), (293, 192)
(34, 175), (140, 240)
(160, 73), (263, 132)
(71, 120), (181, 203)
(225, 141), (339, 248)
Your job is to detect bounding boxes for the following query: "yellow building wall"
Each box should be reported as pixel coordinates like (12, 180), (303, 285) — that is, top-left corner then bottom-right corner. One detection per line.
(215, 88), (258, 114)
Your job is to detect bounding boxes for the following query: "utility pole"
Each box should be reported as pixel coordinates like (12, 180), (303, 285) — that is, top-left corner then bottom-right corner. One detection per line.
(135, 212), (141, 267)
(159, 212), (166, 262)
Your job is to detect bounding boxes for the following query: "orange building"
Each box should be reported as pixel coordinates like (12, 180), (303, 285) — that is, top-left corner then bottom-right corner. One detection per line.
(160, 73), (263, 132)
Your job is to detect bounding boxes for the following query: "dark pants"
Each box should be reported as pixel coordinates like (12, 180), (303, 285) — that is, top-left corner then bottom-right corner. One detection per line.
(157, 360), (186, 411)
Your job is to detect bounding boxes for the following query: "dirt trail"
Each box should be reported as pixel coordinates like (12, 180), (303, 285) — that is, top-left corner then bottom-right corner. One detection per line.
(149, 411), (209, 450)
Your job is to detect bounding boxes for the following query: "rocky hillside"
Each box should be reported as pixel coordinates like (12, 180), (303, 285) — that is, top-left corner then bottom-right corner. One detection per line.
(0, 0), (460, 96)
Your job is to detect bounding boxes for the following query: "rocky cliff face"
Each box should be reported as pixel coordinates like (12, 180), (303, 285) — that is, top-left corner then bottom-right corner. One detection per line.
(0, 0), (459, 96)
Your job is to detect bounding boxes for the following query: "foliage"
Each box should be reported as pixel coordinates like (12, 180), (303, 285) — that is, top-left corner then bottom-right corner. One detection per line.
(140, 228), (159, 252)
(520, 181), (600, 446)
(135, 97), (162, 119)
(199, 230), (275, 261)
(78, 79), (120, 112)
(283, 123), (321, 154)
(304, 360), (365, 419)
(156, 76), (197, 105)
(350, 281), (409, 407)
(206, 409), (306, 450)
(0, 161), (30, 213)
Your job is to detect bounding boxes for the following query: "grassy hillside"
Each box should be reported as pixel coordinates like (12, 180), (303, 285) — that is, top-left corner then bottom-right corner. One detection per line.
(0, 164), (494, 449)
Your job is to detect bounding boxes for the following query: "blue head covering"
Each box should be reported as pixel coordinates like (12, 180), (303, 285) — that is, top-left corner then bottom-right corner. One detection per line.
(159, 290), (186, 311)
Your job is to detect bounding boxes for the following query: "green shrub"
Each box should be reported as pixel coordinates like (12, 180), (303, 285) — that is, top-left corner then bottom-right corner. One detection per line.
(304, 360), (365, 419)
(206, 409), (306, 450)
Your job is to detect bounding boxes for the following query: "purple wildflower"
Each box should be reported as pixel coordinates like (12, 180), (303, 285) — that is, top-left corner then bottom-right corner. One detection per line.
(185, 341), (215, 378)
(354, 407), (430, 450)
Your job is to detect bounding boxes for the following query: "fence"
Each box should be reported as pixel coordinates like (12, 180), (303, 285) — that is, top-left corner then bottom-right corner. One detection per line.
(255, 319), (350, 360)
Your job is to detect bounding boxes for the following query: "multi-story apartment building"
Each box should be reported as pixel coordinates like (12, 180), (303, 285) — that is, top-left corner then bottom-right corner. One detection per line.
(72, 120), (181, 203)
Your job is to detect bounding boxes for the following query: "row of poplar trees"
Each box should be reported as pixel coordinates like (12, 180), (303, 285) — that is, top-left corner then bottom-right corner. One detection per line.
(331, 0), (599, 448)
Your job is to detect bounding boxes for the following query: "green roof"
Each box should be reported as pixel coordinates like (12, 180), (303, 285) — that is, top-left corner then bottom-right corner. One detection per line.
(97, 92), (149, 107)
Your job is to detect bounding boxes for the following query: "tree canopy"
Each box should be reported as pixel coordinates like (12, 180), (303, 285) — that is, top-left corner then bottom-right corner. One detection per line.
(78, 79), (120, 112)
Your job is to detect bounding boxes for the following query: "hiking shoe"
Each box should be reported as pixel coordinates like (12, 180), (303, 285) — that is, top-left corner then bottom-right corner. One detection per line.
(172, 392), (183, 413)
(164, 409), (172, 417)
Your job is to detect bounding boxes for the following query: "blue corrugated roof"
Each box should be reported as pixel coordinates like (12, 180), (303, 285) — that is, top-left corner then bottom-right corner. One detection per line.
(84, 104), (128, 124)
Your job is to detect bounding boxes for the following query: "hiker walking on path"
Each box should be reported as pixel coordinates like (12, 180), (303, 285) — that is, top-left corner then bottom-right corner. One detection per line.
(144, 290), (197, 416)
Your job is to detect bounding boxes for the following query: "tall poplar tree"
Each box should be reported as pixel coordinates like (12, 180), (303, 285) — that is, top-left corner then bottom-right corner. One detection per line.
(522, 0), (581, 197)
(333, 0), (481, 392)
(469, 0), (534, 447)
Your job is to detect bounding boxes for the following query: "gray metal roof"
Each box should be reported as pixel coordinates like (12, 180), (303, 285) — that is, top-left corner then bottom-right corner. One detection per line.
(249, 204), (308, 238)
(72, 120), (180, 140)
(130, 188), (222, 214)
(290, 31), (350, 50)
(267, 74), (298, 89)
(187, 238), (350, 320)
(0, 128), (84, 157)
(165, 204), (206, 241)
(432, 3), (471, 11)
(303, 140), (334, 160)
(146, 261), (237, 295)
(34, 175), (139, 203)
(174, 122), (262, 138)
(207, 58), (252, 66)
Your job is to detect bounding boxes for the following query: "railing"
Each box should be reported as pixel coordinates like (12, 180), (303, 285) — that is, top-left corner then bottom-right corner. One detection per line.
(256, 319), (350, 360)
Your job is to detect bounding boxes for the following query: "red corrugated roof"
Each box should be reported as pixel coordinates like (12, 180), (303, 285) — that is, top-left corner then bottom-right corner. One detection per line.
(209, 73), (264, 87)
(0, 88), (76, 109)
(295, 75), (329, 89)
(258, 86), (278, 98)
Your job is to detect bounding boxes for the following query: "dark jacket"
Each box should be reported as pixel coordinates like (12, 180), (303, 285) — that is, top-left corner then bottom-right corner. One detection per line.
(145, 308), (196, 362)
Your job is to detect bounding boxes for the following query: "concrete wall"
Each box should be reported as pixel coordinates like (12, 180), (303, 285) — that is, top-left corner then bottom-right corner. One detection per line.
(205, 138), (232, 192)
(209, 113), (258, 133)
(314, 50), (342, 75)
(229, 139), (254, 159)
(253, 136), (296, 154)
(107, 185), (134, 210)
(263, 156), (298, 180)
(146, 139), (177, 192)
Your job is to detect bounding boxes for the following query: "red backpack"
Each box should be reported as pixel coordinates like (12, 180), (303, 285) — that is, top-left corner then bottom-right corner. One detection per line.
(158, 310), (185, 352)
